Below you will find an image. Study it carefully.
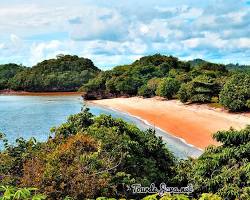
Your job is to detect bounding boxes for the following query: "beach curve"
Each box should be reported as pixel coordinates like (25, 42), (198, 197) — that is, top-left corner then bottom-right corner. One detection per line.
(88, 97), (250, 149)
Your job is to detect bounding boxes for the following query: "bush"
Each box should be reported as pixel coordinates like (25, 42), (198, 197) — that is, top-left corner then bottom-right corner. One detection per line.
(177, 83), (194, 103)
(211, 97), (219, 103)
(246, 99), (250, 109)
(0, 109), (176, 199)
(0, 186), (46, 200)
(190, 94), (211, 103)
(156, 78), (180, 99)
(219, 73), (250, 111)
(142, 193), (221, 200)
(176, 126), (250, 199)
(138, 85), (154, 97)
(147, 78), (162, 92)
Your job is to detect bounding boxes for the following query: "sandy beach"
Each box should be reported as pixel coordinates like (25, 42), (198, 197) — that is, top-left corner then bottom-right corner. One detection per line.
(89, 97), (250, 149)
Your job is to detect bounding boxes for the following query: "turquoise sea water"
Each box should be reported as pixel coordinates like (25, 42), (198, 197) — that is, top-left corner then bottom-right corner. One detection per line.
(0, 95), (202, 158)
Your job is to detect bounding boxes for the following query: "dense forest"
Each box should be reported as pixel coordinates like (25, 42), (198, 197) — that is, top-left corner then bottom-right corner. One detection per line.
(81, 54), (250, 112)
(0, 55), (99, 92)
(1, 54), (250, 198)
(0, 64), (25, 90)
(1, 54), (250, 111)
(0, 109), (249, 199)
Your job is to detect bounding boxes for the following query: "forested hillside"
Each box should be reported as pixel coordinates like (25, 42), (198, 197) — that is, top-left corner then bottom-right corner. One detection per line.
(1, 55), (99, 92)
(82, 54), (250, 112)
(1, 54), (250, 111)
(0, 64), (26, 90)
(1, 109), (249, 199)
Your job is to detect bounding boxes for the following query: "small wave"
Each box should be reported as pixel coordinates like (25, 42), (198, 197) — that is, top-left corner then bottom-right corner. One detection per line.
(101, 106), (203, 152)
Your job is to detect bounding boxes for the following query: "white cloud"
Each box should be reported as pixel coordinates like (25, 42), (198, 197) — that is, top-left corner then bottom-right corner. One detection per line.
(182, 32), (227, 49)
(0, 43), (4, 49)
(69, 8), (128, 41)
(29, 40), (62, 65)
(232, 38), (250, 49)
(0, 0), (249, 66)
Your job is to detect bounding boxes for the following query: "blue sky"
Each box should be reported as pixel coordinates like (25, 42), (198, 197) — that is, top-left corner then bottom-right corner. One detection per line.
(0, 0), (249, 69)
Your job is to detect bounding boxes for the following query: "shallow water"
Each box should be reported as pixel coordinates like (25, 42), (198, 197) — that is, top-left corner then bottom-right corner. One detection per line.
(0, 95), (202, 158)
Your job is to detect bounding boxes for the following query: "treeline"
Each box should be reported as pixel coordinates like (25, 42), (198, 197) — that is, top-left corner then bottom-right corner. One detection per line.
(1, 54), (250, 111)
(0, 55), (99, 92)
(0, 64), (25, 90)
(0, 109), (249, 199)
(82, 54), (250, 112)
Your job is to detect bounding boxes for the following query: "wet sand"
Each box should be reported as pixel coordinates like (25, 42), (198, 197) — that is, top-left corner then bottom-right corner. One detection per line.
(89, 97), (250, 149)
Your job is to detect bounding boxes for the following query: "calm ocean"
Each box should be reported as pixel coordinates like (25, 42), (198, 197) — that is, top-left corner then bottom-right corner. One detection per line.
(0, 95), (202, 158)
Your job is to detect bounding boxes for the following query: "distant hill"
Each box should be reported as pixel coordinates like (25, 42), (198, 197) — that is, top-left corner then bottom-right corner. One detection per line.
(225, 63), (250, 71)
(188, 58), (208, 67)
(81, 54), (227, 100)
(8, 55), (100, 92)
(82, 54), (250, 112)
(188, 58), (250, 71)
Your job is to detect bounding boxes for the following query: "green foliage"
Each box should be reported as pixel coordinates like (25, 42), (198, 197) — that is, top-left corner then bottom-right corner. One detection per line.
(1, 54), (248, 112)
(189, 75), (219, 103)
(1, 55), (250, 199)
(0, 186), (46, 200)
(0, 64), (25, 90)
(156, 78), (180, 99)
(175, 126), (250, 200)
(198, 193), (222, 200)
(225, 63), (250, 72)
(1, 109), (250, 199)
(82, 54), (190, 99)
(219, 73), (250, 111)
(0, 109), (175, 199)
(211, 97), (219, 103)
(143, 193), (189, 200)
(142, 193), (221, 200)
(8, 55), (99, 92)
(138, 85), (155, 97)
(81, 54), (245, 112)
(177, 73), (223, 104)
(138, 78), (161, 98)
(177, 83), (193, 103)
(246, 99), (250, 109)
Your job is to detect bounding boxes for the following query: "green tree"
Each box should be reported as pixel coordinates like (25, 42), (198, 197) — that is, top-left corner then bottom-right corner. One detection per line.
(0, 64), (25, 90)
(219, 73), (250, 111)
(9, 55), (99, 92)
(0, 109), (176, 199)
(177, 82), (194, 103)
(156, 78), (180, 99)
(176, 126), (250, 200)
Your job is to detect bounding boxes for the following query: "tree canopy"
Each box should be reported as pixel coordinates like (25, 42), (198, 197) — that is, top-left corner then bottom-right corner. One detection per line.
(219, 73), (250, 111)
(0, 108), (175, 199)
(8, 55), (99, 92)
(1, 109), (249, 199)
(0, 64), (26, 90)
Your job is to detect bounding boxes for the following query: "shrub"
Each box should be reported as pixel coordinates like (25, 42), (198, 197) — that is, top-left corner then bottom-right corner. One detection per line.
(176, 126), (250, 199)
(219, 73), (250, 111)
(211, 97), (219, 103)
(156, 78), (180, 99)
(0, 109), (176, 199)
(138, 85), (154, 97)
(177, 83), (194, 103)
(0, 186), (46, 200)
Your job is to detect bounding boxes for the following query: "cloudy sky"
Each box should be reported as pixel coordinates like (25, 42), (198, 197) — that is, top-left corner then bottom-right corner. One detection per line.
(0, 0), (250, 69)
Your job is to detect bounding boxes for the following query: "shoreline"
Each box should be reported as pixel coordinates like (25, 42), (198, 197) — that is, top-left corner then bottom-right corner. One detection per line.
(93, 103), (204, 154)
(88, 97), (250, 149)
(0, 90), (82, 96)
